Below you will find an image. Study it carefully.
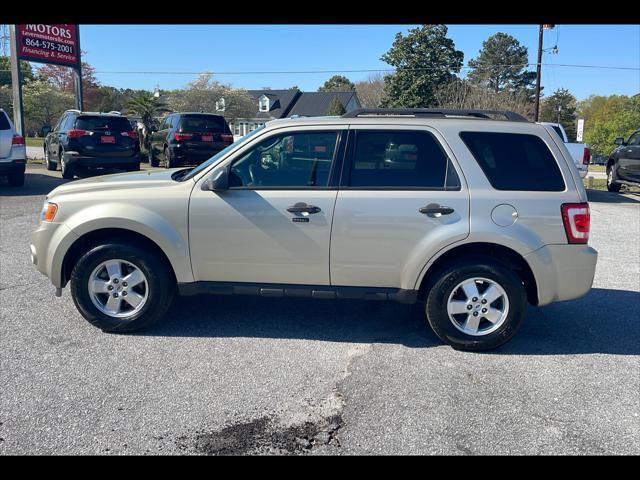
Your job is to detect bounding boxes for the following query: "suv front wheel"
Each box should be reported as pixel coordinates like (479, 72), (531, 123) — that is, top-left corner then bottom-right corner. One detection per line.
(70, 242), (175, 332)
(425, 259), (526, 351)
(607, 164), (621, 192)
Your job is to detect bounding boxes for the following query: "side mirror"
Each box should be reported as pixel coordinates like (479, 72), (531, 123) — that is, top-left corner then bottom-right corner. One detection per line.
(42, 125), (52, 136)
(202, 167), (229, 192)
(614, 137), (626, 146)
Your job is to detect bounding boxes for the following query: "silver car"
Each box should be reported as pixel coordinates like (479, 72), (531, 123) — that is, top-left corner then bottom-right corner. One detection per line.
(30, 109), (598, 351)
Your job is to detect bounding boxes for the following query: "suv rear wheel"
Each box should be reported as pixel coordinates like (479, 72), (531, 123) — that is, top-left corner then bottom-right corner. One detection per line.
(60, 153), (75, 179)
(425, 259), (526, 351)
(70, 242), (175, 332)
(148, 148), (159, 167)
(606, 164), (621, 192)
(164, 147), (176, 169)
(44, 148), (57, 171)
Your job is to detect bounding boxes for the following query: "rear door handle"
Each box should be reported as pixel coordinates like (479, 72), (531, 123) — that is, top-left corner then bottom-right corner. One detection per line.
(419, 204), (455, 216)
(287, 202), (322, 214)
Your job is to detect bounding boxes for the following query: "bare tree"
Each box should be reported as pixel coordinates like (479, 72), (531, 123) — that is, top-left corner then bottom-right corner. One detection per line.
(355, 73), (386, 108)
(167, 73), (255, 124)
(434, 78), (535, 120)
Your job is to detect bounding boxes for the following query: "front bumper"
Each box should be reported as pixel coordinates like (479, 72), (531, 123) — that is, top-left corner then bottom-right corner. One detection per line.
(525, 243), (598, 306)
(0, 159), (26, 175)
(63, 152), (141, 169)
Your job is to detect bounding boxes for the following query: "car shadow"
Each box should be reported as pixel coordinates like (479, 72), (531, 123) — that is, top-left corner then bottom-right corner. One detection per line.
(141, 287), (640, 355)
(0, 172), (70, 196)
(587, 189), (640, 204)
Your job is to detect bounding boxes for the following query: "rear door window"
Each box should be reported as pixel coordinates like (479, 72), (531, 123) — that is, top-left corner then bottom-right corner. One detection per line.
(346, 130), (458, 189)
(75, 116), (132, 132)
(460, 132), (565, 191)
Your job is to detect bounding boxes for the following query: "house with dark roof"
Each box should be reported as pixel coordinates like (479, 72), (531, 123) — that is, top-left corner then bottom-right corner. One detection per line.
(225, 88), (361, 139)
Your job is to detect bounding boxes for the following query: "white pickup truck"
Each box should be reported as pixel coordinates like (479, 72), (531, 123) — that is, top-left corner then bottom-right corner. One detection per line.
(541, 122), (589, 178)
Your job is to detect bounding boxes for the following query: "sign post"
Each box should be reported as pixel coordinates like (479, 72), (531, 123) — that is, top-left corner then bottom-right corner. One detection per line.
(576, 118), (585, 142)
(10, 24), (82, 135)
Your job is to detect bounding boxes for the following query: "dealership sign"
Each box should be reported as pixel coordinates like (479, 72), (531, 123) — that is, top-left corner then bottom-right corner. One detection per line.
(16, 24), (80, 67)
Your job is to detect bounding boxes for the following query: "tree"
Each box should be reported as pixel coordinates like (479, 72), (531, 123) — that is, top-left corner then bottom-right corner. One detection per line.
(539, 88), (578, 140)
(327, 96), (346, 116)
(0, 56), (34, 87)
(36, 58), (104, 111)
(434, 78), (535, 119)
(578, 94), (640, 156)
(467, 33), (536, 98)
(318, 75), (355, 92)
(379, 25), (463, 108)
(22, 78), (74, 136)
(125, 92), (171, 150)
(167, 73), (255, 124)
(355, 73), (386, 108)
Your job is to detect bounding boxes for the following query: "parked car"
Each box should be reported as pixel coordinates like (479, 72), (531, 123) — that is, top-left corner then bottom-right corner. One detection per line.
(43, 110), (141, 179)
(31, 108), (597, 351)
(148, 112), (234, 168)
(606, 129), (640, 192)
(540, 122), (590, 178)
(0, 109), (26, 187)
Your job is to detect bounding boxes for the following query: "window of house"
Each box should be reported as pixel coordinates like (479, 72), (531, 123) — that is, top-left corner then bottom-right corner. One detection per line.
(259, 96), (269, 112)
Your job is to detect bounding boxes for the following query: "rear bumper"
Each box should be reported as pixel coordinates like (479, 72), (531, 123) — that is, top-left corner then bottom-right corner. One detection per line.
(169, 144), (226, 164)
(63, 152), (141, 168)
(0, 159), (26, 175)
(525, 244), (598, 306)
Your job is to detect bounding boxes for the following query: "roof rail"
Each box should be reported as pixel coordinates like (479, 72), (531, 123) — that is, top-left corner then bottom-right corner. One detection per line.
(342, 108), (529, 122)
(65, 109), (81, 114)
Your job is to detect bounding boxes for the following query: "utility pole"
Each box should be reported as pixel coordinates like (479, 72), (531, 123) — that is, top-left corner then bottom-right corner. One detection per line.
(534, 24), (544, 122)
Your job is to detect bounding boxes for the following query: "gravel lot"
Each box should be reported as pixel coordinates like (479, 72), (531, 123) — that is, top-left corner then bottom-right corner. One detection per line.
(1, 166), (639, 455)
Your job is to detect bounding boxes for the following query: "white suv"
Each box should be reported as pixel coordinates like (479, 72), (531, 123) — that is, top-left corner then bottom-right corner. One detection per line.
(0, 109), (27, 187)
(31, 109), (598, 351)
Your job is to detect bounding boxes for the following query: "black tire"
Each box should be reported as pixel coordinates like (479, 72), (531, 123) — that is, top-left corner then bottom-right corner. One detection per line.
(70, 242), (175, 333)
(60, 153), (75, 179)
(44, 147), (57, 171)
(164, 147), (177, 169)
(606, 165), (621, 192)
(7, 172), (25, 187)
(149, 148), (159, 167)
(424, 258), (527, 351)
(126, 163), (140, 172)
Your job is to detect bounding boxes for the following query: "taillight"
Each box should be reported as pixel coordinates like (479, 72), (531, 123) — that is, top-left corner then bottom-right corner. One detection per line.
(68, 129), (89, 138)
(582, 147), (590, 165)
(121, 130), (139, 139)
(12, 134), (25, 145)
(561, 203), (590, 244)
(174, 132), (193, 141)
(221, 134), (234, 143)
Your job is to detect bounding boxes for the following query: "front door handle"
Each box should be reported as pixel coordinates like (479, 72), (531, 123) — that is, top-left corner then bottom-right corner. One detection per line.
(287, 202), (322, 214)
(419, 204), (455, 216)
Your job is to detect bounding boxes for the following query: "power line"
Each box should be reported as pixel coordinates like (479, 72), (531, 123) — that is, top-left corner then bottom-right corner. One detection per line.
(0, 62), (637, 76)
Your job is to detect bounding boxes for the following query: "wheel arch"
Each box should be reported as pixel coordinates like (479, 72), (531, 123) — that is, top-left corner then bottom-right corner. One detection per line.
(61, 228), (178, 288)
(417, 242), (539, 305)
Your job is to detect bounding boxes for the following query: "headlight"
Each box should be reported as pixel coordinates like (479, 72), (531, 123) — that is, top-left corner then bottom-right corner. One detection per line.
(41, 202), (58, 222)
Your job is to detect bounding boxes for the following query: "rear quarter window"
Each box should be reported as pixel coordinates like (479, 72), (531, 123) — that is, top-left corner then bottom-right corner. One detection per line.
(460, 131), (565, 191)
(0, 112), (11, 130)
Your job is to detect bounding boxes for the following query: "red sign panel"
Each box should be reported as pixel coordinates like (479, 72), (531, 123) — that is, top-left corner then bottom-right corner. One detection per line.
(16, 24), (80, 68)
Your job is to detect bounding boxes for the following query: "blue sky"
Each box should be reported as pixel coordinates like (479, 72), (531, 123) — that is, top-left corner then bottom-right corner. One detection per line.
(79, 24), (639, 100)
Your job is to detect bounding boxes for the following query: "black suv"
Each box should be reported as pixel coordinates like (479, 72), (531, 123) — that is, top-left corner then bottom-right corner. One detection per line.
(44, 110), (141, 179)
(607, 129), (640, 192)
(148, 113), (233, 168)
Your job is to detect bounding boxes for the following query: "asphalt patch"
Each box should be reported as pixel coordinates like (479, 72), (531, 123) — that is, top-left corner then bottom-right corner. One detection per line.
(177, 414), (343, 455)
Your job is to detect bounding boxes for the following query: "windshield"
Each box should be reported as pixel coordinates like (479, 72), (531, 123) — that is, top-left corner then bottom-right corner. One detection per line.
(76, 116), (132, 132)
(179, 114), (229, 133)
(180, 125), (266, 182)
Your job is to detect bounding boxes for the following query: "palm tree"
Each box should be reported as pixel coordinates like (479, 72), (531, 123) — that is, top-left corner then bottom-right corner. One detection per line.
(125, 92), (171, 151)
